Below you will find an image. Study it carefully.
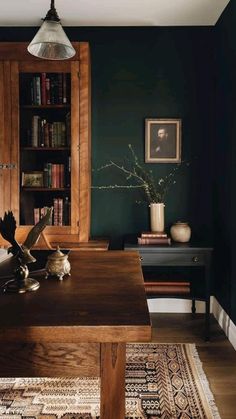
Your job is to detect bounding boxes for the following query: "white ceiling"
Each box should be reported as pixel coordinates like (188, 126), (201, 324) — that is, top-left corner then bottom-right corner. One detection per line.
(0, 0), (230, 27)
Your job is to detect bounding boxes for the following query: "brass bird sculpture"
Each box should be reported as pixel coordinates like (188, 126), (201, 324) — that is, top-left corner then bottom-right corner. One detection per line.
(0, 207), (53, 264)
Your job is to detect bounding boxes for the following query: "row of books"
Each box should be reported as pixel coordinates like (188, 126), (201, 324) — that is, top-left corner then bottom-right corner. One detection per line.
(43, 163), (68, 189)
(34, 206), (50, 224)
(30, 73), (69, 106)
(138, 231), (171, 245)
(34, 198), (70, 226)
(53, 197), (70, 226)
(30, 114), (70, 148)
(21, 160), (70, 189)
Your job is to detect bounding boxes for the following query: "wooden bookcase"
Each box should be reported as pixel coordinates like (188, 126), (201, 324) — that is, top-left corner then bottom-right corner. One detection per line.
(0, 42), (92, 248)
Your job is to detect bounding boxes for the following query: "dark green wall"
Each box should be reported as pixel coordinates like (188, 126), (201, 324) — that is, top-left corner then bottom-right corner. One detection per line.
(214, 0), (236, 323)
(89, 28), (215, 249)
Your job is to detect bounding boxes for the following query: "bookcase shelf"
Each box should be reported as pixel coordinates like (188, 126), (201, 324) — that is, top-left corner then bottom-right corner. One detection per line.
(22, 105), (70, 109)
(22, 188), (70, 192)
(22, 147), (70, 151)
(0, 42), (91, 247)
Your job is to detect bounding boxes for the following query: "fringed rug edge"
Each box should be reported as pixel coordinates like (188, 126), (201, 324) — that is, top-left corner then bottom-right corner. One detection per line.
(187, 344), (221, 419)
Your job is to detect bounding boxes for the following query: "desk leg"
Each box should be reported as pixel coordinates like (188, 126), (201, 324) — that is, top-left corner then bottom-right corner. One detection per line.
(100, 342), (126, 419)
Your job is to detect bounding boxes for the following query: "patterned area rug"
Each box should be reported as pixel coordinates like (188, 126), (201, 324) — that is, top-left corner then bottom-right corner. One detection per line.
(0, 343), (220, 419)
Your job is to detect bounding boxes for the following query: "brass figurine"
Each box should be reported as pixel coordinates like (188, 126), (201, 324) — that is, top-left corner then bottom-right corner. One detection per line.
(0, 207), (53, 293)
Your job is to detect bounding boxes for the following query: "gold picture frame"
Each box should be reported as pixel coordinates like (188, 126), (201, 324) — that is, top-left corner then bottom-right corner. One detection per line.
(145, 118), (182, 163)
(22, 171), (44, 187)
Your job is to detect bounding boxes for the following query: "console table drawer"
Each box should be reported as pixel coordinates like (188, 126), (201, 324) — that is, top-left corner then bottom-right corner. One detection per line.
(139, 252), (205, 266)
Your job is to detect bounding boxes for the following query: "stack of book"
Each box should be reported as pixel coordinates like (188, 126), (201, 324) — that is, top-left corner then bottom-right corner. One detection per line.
(144, 281), (190, 295)
(138, 231), (171, 245)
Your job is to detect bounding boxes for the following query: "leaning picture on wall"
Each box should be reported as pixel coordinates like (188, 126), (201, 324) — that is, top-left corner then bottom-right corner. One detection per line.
(145, 118), (182, 163)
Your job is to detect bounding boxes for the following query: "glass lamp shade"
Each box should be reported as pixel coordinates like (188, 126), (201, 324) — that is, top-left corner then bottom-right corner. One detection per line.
(27, 20), (75, 60)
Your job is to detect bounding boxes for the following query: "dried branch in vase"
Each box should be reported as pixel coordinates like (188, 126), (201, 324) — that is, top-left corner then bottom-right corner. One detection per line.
(93, 144), (190, 204)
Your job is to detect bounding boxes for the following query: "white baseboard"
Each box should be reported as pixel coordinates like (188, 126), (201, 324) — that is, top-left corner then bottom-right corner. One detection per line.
(148, 296), (236, 350)
(147, 297), (210, 313)
(212, 297), (236, 350)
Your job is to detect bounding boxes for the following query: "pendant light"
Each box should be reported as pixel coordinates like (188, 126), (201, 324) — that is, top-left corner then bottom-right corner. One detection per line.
(27, 0), (75, 60)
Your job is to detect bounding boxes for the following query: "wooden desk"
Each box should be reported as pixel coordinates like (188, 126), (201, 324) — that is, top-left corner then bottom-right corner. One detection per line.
(124, 239), (213, 340)
(0, 250), (151, 419)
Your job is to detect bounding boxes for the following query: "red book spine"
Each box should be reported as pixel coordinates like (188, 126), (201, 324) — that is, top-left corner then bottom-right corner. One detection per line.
(51, 164), (57, 188)
(59, 164), (64, 188)
(57, 164), (60, 188)
(145, 283), (190, 294)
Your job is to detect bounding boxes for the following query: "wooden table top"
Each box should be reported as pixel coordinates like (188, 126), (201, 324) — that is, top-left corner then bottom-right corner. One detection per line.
(0, 250), (151, 343)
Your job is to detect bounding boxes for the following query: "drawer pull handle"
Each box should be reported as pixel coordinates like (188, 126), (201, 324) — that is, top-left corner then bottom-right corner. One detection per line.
(192, 256), (199, 263)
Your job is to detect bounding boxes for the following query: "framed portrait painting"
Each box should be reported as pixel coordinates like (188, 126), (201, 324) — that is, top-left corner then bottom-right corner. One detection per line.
(145, 118), (182, 163)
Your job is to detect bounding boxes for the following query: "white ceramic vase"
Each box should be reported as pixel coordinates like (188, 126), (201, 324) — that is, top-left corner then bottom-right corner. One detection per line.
(170, 221), (191, 242)
(149, 203), (165, 232)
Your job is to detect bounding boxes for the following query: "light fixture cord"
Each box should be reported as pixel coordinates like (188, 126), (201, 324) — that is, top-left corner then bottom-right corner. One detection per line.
(44, 0), (60, 22)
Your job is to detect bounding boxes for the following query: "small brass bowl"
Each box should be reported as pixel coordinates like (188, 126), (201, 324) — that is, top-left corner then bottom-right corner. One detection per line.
(45, 246), (71, 280)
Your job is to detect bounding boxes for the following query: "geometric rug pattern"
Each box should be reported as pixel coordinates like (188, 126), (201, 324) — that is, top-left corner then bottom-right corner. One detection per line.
(0, 343), (221, 418)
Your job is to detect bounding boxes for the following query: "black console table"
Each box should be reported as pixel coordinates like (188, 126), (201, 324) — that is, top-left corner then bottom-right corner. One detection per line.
(124, 237), (213, 340)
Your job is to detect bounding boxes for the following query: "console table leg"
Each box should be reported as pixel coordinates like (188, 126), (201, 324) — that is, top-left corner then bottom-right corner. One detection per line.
(205, 261), (211, 341)
(191, 299), (196, 314)
(205, 299), (210, 341)
(100, 342), (126, 419)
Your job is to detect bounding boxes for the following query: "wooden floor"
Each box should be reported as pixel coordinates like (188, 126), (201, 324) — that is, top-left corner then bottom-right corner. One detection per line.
(151, 313), (236, 419)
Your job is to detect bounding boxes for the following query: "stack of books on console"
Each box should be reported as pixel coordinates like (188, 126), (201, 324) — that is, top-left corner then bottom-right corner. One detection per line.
(138, 231), (171, 245)
(144, 281), (190, 295)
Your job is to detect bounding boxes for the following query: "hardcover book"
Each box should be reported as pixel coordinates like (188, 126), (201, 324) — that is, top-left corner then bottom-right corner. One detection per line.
(141, 231), (167, 238)
(138, 237), (171, 245)
(144, 281), (190, 294)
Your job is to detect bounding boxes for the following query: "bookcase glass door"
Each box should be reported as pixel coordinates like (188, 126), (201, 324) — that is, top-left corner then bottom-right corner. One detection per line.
(0, 42), (91, 247)
(19, 72), (72, 227)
